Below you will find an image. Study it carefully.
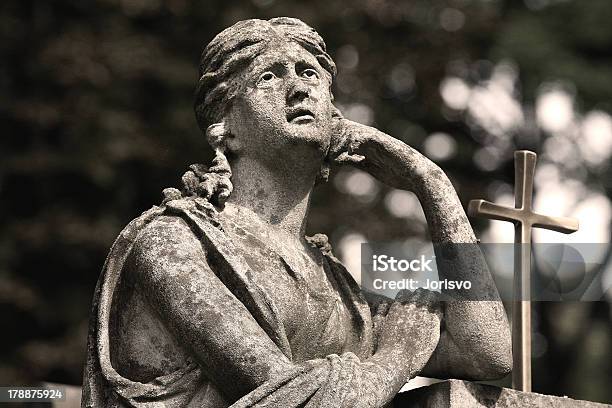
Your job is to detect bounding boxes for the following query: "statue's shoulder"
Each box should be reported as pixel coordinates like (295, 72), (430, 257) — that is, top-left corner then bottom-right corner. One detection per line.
(128, 216), (200, 275)
(128, 195), (222, 268)
(138, 212), (196, 245)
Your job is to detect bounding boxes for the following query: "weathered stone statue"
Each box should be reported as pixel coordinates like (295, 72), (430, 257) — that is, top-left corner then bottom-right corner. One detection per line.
(82, 17), (512, 407)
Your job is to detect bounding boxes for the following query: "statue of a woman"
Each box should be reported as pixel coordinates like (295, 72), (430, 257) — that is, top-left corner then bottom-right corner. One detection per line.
(82, 17), (511, 408)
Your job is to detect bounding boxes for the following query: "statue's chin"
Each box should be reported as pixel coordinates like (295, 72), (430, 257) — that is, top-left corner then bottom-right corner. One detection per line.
(284, 123), (331, 153)
(238, 124), (330, 166)
(285, 137), (329, 161)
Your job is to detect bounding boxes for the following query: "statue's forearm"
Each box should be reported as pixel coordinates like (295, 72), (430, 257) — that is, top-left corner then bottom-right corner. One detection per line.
(417, 172), (499, 296)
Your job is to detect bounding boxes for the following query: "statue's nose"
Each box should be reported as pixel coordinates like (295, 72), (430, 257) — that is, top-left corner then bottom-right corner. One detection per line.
(286, 78), (310, 105)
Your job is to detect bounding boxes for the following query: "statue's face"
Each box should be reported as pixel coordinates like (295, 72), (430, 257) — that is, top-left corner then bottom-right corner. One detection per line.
(225, 41), (334, 165)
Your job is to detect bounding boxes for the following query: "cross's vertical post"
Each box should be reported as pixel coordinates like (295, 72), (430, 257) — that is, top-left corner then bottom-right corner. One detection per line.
(513, 151), (536, 392)
(468, 150), (578, 393)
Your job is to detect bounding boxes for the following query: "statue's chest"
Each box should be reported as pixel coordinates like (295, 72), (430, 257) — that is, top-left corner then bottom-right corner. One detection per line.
(223, 227), (354, 361)
(247, 251), (353, 361)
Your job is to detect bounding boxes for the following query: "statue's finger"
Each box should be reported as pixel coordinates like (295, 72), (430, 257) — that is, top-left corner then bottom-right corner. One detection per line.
(335, 152), (365, 164)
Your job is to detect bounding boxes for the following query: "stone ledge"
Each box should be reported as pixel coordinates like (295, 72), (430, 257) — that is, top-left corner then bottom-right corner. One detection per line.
(393, 380), (612, 408)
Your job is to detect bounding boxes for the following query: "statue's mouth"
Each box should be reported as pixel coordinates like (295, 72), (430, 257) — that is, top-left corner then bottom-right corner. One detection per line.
(286, 107), (315, 123)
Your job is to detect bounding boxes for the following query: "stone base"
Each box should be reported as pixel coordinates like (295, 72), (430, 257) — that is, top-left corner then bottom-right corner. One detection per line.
(393, 380), (611, 408)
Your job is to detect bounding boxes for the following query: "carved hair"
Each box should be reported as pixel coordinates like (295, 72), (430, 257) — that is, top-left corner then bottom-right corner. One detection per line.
(174, 18), (336, 208)
(164, 124), (233, 208)
(194, 17), (336, 128)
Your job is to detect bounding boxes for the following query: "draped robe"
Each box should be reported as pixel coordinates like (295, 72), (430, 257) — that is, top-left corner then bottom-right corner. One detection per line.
(82, 196), (401, 408)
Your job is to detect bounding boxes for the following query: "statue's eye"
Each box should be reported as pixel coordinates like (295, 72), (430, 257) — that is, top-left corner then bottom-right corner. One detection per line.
(301, 69), (319, 79)
(257, 72), (276, 86)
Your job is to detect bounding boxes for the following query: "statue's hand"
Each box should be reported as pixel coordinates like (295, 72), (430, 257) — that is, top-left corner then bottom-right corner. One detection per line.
(328, 115), (372, 165)
(377, 289), (442, 374)
(329, 114), (435, 192)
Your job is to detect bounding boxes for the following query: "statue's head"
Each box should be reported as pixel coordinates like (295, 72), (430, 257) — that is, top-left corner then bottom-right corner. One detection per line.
(180, 18), (338, 207)
(194, 18), (337, 167)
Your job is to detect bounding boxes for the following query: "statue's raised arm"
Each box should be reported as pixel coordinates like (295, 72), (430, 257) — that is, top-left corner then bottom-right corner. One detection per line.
(329, 117), (512, 379)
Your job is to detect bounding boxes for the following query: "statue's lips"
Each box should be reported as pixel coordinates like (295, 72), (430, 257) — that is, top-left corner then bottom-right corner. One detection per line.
(286, 108), (315, 123)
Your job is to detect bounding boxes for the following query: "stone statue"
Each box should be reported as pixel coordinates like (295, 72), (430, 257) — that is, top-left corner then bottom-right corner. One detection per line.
(82, 17), (512, 407)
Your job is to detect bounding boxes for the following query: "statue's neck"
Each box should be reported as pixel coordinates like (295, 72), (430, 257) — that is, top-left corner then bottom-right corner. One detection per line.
(225, 156), (319, 241)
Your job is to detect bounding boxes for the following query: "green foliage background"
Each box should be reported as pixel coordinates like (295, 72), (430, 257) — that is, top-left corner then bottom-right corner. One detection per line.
(1, 0), (610, 403)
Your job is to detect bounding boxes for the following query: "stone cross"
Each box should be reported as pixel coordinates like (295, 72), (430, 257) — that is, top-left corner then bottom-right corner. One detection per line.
(468, 150), (579, 392)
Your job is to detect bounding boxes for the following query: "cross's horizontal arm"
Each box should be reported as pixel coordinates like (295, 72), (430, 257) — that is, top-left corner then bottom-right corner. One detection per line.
(468, 199), (525, 224)
(531, 213), (579, 234)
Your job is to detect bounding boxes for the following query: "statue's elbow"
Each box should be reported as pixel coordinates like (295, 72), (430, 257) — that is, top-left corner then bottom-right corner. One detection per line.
(482, 319), (513, 379)
(484, 352), (512, 380)
(476, 342), (512, 380)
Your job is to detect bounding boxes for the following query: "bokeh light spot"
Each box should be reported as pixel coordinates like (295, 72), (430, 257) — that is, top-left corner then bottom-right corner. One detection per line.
(439, 8), (465, 32)
(440, 77), (471, 110)
(536, 86), (574, 133)
(423, 132), (457, 161)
